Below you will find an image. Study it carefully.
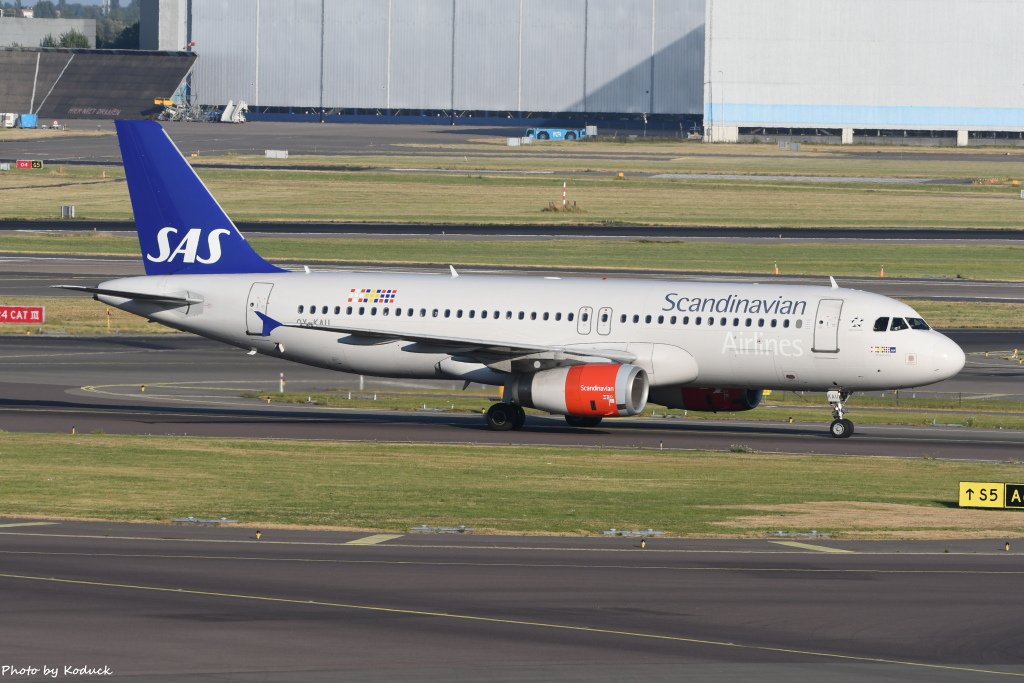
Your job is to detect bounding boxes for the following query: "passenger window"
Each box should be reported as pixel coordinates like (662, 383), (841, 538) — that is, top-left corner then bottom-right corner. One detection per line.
(444, 309), (451, 318)
(582, 312), (590, 322)
(873, 317), (889, 332)
(334, 306), (340, 314)
(456, 310), (463, 318)
(432, 309), (438, 317)
(408, 308), (414, 316)
(298, 305), (304, 313)
(383, 308), (389, 316)
(795, 320), (802, 329)
(670, 316), (677, 325)
(657, 315), (664, 324)
(543, 312), (550, 321)
(346, 306), (352, 315)
(530, 312), (537, 320)
(890, 317), (908, 331)
(645, 315), (652, 324)
(708, 317), (714, 326)
(506, 311), (512, 319)
(632, 314), (640, 323)
(758, 318), (764, 327)
(568, 312), (574, 322)
(359, 307), (365, 315)
(720, 317), (727, 326)
(619, 314), (627, 323)
(770, 320), (777, 328)
(370, 307), (377, 316)
(783, 319), (790, 328)
(745, 318), (752, 327)
(477, 311), (484, 319)
(683, 316), (690, 325)
(907, 317), (930, 330)
(321, 306), (328, 315)
(395, 308), (402, 317)
(420, 308), (427, 317)
(555, 312), (562, 321)
(518, 312), (525, 320)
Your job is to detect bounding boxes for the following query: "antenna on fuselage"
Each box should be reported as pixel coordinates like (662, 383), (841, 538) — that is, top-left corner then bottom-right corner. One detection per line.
(449, 265), (460, 279)
(829, 276), (838, 289)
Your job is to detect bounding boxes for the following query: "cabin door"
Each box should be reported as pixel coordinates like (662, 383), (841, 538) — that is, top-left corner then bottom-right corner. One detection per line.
(812, 298), (843, 353)
(246, 282), (274, 335)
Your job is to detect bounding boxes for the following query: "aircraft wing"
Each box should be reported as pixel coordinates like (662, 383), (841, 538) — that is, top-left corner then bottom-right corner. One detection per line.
(255, 312), (637, 365)
(52, 285), (203, 305)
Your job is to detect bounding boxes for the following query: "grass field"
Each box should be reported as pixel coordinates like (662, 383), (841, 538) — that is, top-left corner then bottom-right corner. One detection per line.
(2, 157), (1024, 227)
(1, 433), (1022, 537)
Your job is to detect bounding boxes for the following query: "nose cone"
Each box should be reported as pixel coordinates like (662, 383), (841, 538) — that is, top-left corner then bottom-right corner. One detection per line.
(932, 334), (966, 380)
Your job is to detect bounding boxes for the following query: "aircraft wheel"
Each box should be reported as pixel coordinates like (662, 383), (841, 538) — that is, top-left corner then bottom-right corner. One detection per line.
(486, 403), (516, 431)
(511, 406), (527, 430)
(565, 414), (603, 428)
(829, 418), (854, 438)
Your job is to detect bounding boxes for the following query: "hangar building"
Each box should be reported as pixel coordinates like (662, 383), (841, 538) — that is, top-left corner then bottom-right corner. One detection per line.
(143, 0), (1024, 144)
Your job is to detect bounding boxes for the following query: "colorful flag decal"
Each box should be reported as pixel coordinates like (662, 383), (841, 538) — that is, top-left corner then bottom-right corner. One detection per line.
(347, 288), (397, 304)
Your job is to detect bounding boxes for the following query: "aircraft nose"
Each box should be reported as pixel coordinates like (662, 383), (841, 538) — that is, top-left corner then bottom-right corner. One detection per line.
(932, 334), (966, 379)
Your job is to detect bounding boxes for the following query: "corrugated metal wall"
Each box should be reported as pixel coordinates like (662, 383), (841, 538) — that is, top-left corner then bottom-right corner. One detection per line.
(705, 0), (1024, 131)
(190, 0), (704, 114)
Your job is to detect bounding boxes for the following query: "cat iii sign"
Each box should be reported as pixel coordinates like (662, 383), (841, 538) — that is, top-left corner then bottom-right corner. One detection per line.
(0, 306), (44, 323)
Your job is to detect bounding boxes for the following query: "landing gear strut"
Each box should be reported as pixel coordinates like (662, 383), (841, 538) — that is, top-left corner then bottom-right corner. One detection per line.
(827, 389), (854, 438)
(486, 403), (526, 431)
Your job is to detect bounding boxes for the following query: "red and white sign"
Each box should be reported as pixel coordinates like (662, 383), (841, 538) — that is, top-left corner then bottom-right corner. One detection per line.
(0, 306), (45, 323)
(15, 160), (43, 169)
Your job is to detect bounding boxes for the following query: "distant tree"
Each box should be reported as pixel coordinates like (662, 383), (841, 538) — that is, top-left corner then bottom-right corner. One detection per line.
(57, 29), (90, 48)
(102, 21), (137, 49)
(39, 33), (58, 47)
(58, 0), (67, 17)
(33, 1), (56, 18)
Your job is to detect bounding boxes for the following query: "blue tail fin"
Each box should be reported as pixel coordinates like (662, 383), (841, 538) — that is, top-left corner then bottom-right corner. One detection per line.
(115, 120), (282, 276)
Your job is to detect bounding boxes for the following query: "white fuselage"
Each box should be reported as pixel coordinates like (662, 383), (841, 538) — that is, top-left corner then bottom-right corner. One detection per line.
(95, 270), (966, 398)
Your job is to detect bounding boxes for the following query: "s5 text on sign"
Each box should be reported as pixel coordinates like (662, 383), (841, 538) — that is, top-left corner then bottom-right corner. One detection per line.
(958, 482), (1004, 508)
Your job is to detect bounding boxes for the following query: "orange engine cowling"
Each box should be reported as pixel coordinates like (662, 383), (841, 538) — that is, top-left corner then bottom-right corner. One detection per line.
(677, 388), (763, 412)
(509, 364), (649, 417)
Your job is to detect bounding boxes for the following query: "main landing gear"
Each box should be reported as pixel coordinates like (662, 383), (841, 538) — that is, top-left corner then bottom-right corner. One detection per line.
(827, 389), (854, 438)
(486, 403), (526, 431)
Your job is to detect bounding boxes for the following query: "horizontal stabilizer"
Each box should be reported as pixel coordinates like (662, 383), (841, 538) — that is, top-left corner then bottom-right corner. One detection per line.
(52, 285), (203, 305)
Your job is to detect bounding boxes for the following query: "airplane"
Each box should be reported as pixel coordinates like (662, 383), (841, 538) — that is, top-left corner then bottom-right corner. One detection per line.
(58, 121), (966, 438)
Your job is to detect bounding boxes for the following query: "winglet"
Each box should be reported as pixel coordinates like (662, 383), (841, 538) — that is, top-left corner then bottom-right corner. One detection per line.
(255, 311), (283, 337)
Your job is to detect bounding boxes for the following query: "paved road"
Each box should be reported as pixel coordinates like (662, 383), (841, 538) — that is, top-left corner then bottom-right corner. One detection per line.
(6, 219), (1024, 241)
(0, 335), (1021, 460)
(0, 520), (1021, 682)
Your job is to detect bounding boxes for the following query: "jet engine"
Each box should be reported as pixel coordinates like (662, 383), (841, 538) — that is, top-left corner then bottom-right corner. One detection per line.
(509, 364), (649, 416)
(650, 387), (763, 412)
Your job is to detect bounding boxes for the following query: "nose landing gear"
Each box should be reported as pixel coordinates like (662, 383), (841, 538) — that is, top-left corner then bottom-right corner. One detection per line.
(827, 389), (854, 438)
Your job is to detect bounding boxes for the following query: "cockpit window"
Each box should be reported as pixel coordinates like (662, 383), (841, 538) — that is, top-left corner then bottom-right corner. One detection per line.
(907, 317), (930, 330)
(890, 318), (909, 331)
(873, 317), (889, 332)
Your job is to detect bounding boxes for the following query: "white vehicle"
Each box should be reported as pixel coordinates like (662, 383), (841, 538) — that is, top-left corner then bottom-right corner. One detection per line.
(59, 121), (965, 438)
